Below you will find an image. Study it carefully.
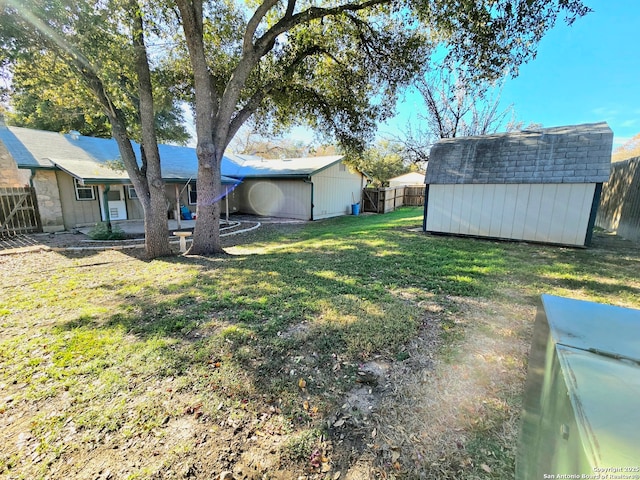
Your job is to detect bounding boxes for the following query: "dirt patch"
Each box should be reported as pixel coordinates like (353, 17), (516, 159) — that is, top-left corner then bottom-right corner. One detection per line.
(367, 294), (534, 477)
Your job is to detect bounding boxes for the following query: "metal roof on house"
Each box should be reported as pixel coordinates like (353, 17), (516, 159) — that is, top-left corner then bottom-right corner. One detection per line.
(223, 154), (346, 178)
(0, 126), (348, 184)
(0, 126), (238, 184)
(425, 122), (613, 185)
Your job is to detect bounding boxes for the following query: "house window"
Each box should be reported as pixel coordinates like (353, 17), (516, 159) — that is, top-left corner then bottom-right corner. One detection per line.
(74, 178), (95, 201)
(127, 185), (138, 199)
(188, 183), (197, 205)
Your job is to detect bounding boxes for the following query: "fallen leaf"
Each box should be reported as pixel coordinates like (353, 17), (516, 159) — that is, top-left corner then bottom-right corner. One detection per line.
(371, 428), (377, 438)
(298, 378), (306, 389)
(481, 464), (492, 473)
(333, 419), (345, 427)
(303, 401), (309, 411)
(333, 472), (341, 479)
(393, 461), (401, 471)
(321, 463), (331, 473)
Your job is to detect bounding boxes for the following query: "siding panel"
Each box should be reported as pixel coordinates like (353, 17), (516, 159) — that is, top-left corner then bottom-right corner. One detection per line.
(236, 179), (311, 220)
(56, 171), (100, 228)
(426, 183), (595, 246)
(499, 184), (518, 239)
(489, 184), (505, 238)
(459, 185), (474, 234)
(313, 163), (363, 219)
(535, 184), (558, 242)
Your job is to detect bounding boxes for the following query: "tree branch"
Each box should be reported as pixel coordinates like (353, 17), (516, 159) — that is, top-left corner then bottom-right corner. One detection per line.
(243, 0), (280, 53)
(255, 0), (388, 55)
(226, 45), (322, 145)
(218, 0), (388, 140)
(175, 0), (218, 145)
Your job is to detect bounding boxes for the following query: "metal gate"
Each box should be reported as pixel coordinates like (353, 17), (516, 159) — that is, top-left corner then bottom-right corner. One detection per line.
(0, 187), (41, 237)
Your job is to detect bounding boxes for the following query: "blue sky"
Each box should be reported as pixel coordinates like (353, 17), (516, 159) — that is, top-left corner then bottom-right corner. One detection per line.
(380, 0), (639, 149)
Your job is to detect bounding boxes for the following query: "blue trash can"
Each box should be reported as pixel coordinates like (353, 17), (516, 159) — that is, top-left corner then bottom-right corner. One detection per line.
(351, 203), (360, 216)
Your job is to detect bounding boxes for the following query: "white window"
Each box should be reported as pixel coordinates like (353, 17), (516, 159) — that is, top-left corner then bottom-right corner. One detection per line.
(188, 183), (197, 205)
(74, 178), (95, 201)
(127, 185), (138, 199)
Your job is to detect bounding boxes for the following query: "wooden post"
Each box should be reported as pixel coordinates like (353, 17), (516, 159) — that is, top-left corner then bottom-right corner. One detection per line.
(225, 187), (229, 222)
(174, 184), (181, 230)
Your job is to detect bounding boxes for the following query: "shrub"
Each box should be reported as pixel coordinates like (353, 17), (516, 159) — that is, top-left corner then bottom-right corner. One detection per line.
(87, 222), (127, 240)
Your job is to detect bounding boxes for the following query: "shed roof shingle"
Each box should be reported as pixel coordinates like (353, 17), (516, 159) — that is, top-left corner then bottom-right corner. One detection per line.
(425, 122), (613, 185)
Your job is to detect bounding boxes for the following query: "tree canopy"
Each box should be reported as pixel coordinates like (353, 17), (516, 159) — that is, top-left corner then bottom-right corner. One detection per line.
(4, 38), (189, 144)
(1, 0), (591, 255)
(349, 139), (414, 186)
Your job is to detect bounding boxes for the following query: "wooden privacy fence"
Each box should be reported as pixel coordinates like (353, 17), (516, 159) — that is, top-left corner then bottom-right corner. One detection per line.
(596, 156), (640, 242)
(404, 186), (426, 206)
(362, 185), (426, 213)
(0, 187), (41, 237)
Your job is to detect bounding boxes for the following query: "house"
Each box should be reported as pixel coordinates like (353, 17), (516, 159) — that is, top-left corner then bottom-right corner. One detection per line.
(223, 154), (366, 220)
(388, 172), (425, 187)
(423, 122), (613, 246)
(0, 124), (364, 231)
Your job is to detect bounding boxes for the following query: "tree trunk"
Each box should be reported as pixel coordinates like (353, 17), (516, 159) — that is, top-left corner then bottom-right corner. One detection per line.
(188, 148), (223, 254)
(177, 0), (224, 256)
(144, 186), (172, 257)
(131, 0), (172, 258)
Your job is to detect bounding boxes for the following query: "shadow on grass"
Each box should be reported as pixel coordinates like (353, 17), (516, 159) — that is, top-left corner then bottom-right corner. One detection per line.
(50, 208), (640, 474)
(49, 210), (515, 469)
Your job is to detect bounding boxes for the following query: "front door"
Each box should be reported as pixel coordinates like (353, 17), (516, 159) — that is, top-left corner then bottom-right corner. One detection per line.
(100, 185), (128, 221)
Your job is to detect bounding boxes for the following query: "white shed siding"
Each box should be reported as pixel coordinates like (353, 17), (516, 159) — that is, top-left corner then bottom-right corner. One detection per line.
(312, 163), (363, 220)
(235, 179), (311, 220)
(426, 183), (595, 246)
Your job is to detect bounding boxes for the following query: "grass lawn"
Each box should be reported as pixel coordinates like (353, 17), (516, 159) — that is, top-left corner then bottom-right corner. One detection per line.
(1, 207), (638, 479)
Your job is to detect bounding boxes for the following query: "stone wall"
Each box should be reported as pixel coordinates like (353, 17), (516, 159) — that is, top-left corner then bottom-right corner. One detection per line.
(32, 170), (65, 232)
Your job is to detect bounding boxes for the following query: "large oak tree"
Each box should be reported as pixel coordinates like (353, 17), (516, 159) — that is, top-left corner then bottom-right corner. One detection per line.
(1, 0), (176, 258)
(2, 0), (590, 257)
(173, 0), (589, 255)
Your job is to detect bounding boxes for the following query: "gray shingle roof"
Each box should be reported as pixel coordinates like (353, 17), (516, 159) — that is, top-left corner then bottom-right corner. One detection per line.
(425, 122), (613, 185)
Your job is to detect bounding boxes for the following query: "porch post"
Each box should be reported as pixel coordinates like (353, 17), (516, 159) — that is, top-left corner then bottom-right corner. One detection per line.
(174, 184), (181, 230)
(102, 185), (112, 231)
(225, 187), (229, 222)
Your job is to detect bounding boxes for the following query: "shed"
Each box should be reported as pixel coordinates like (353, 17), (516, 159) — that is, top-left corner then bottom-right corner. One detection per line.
(223, 154), (366, 220)
(388, 172), (425, 187)
(423, 122), (613, 246)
